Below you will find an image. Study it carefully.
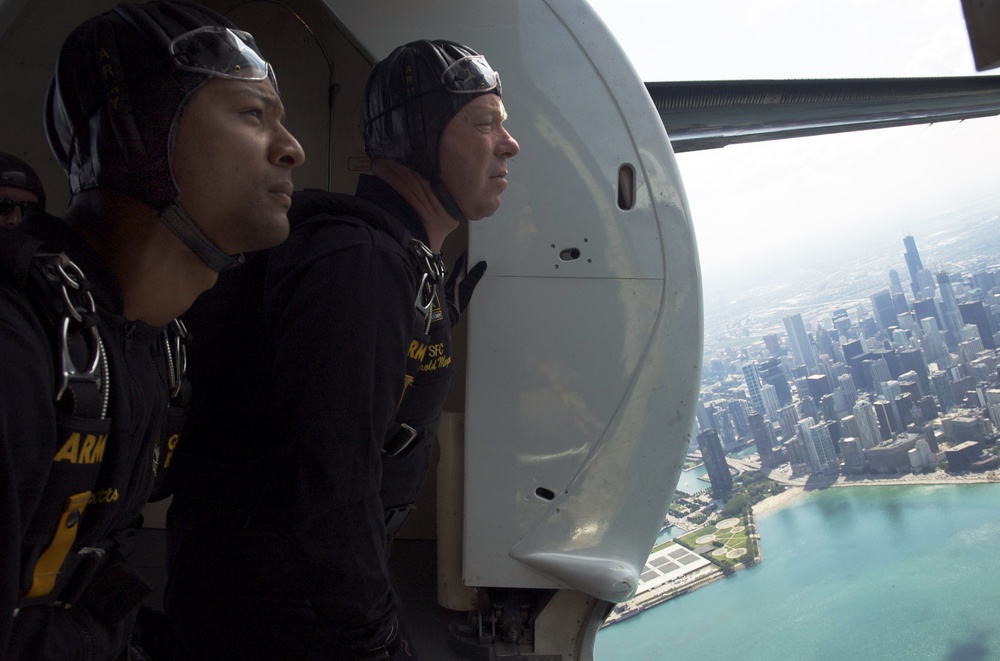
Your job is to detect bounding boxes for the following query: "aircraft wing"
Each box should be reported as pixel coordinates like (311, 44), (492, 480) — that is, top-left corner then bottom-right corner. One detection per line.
(649, 75), (1000, 152)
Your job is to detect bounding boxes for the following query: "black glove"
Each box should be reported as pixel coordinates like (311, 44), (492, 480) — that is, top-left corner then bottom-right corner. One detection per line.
(354, 619), (418, 660)
(444, 252), (487, 327)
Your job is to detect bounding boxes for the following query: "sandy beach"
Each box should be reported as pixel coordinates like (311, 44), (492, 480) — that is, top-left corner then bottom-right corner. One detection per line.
(752, 469), (1000, 517)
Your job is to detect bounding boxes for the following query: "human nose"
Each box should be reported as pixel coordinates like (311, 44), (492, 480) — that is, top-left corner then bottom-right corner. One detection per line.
(271, 123), (306, 169)
(1, 207), (22, 228)
(497, 126), (519, 159)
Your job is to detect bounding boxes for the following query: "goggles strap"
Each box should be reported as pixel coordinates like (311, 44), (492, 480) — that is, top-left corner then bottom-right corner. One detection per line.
(431, 180), (467, 222)
(159, 204), (243, 272)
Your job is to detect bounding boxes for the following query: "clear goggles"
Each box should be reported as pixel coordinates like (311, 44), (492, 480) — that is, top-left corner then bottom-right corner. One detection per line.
(169, 26), (277, 90)
(440, 55), (501, 95)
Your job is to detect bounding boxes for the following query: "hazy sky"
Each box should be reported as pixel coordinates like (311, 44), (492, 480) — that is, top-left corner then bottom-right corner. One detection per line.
(585, 0), (1000, 302)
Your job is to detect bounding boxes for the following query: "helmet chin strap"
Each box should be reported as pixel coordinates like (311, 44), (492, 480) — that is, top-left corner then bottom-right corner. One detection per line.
(159, 204), (244, 272)
(431, 180), (467, 222)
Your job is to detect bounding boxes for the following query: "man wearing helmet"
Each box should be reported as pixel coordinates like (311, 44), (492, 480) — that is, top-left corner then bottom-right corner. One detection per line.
(0, 152), (46, 228)
(0, 2), (303, 659)
(164, 39), (518, 659)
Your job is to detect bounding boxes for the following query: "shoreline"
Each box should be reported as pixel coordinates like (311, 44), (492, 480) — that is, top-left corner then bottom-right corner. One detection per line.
(752, 470), (1000, 517)
(608, 469), (1000, 626)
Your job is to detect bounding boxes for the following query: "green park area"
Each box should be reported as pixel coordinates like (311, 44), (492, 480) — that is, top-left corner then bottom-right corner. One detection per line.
(676, 514), (758, 574)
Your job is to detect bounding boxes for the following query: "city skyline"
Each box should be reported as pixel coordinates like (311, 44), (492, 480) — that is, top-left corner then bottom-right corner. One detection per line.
(586, 0), (1000, 303)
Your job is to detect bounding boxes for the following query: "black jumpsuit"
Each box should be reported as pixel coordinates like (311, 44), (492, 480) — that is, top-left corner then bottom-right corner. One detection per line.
(165, 175), (454, 659)
(1, 212), (174, 660)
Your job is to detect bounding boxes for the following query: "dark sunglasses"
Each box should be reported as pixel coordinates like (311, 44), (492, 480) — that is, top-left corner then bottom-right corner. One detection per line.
(0, 196), (40, 215)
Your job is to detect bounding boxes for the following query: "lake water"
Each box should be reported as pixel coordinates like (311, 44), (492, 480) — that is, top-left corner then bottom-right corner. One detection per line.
(596, 482), (1000, 661)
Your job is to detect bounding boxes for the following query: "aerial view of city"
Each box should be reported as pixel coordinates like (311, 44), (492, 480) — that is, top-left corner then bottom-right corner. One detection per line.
(597, 192), (1000, 660)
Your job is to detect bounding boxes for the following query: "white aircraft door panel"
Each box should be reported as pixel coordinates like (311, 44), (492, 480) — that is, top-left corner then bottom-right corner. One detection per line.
(324, 0), (702, 602)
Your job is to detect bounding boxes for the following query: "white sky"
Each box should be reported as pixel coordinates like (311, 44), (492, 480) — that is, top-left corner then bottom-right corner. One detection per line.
(585, 0), (1000, 302)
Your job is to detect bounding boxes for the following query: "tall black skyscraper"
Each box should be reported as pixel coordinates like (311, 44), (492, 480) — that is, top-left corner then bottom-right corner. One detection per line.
(697, 429), (733, 499)
(959, 300), (996, 350)
(903, 235), (923, 296)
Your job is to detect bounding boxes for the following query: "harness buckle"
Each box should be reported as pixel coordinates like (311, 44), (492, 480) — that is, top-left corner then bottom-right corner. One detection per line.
(36, 253), (109, 418)
(383, 423), (419, 457)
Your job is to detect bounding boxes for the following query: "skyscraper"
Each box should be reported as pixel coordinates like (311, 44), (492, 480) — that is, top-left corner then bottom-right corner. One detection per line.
(903, 235), (923, 296)
(959, 300), (996, 350)
(784, 313), (817, 371)
(749, 412), (777, 467)
(762, 333), (782, 357)
(758, 358), (792, 406)
(870, 289), (898, 332)
(936, 271), (964, 347)
(741, 362), (766, 414)
(889, 269), (904, 296)
(852, 400), (882, 450)
(838, 373), (858, 408)
(697, 428), (732, 499)
(798, 417), (839, 475)
(919, 317), (946, 362)
(807, 373), (833, 401)
(897, 348), (930, 395)
(761, 383), (780, 421)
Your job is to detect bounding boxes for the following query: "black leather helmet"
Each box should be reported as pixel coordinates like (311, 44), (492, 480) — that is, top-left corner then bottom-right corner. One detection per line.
(45, 1), (276, 271)
(363, 40), (502, 220)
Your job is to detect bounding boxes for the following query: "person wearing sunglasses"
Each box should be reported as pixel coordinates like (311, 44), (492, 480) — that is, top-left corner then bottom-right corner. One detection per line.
(0, 152), (45, 229)
(164, 39), (518, 659)
(0, 3), (303, 659)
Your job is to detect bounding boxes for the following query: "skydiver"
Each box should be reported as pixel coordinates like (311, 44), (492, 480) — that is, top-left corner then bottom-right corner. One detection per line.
(0, 152), (45, 228)
(0, 3), (303, 658)
(164, 39), (519, 659)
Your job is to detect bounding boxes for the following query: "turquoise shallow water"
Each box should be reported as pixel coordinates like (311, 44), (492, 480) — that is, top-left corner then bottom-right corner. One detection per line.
(596, 483), (1000, 661)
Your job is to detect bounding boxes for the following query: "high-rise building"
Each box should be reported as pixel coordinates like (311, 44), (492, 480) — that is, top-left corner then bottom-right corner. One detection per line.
(903, 235), (923, 295)
(807, 374), (833, 401)
(889, 269), (904, 296)
(864, 358), (892, 393)
(761, 383), (780, 421)
(840, 414), (861, 440)
(913, 298), (941, 329)
(841, 437), (867, 472)
(917, 395), (939, 423)
(897, 348), (931, 394)
(959, 301), (996, 350)
(697, 428), (733, 499)
(784, 313), (817, 371)
(919, 317), (946, 362)
(742, 362), (766, 414)
(936, 272), (964, 348)
(958, 336), (985, 364)
(838, 373), (858, 408)
(842, 339), (864, 364)
(930, 370), (956, 412)
(853, 400), (882, 449)
(749, 412), (778, 467)
(758, 358), (792, 406)
(895, 392), (916, 429)
(870, 289), (898, 332)
(798, 417), (839, 475)
(874, 400), (901, 438)
(891, 292), (909, 315)
(984, 389), (1000, 431)
(778, 404), (799, 441)
(763, 333), (782, 357)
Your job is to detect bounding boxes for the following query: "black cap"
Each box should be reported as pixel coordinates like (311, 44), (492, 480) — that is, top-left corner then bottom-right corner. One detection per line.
(0, 152), (46, 210)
